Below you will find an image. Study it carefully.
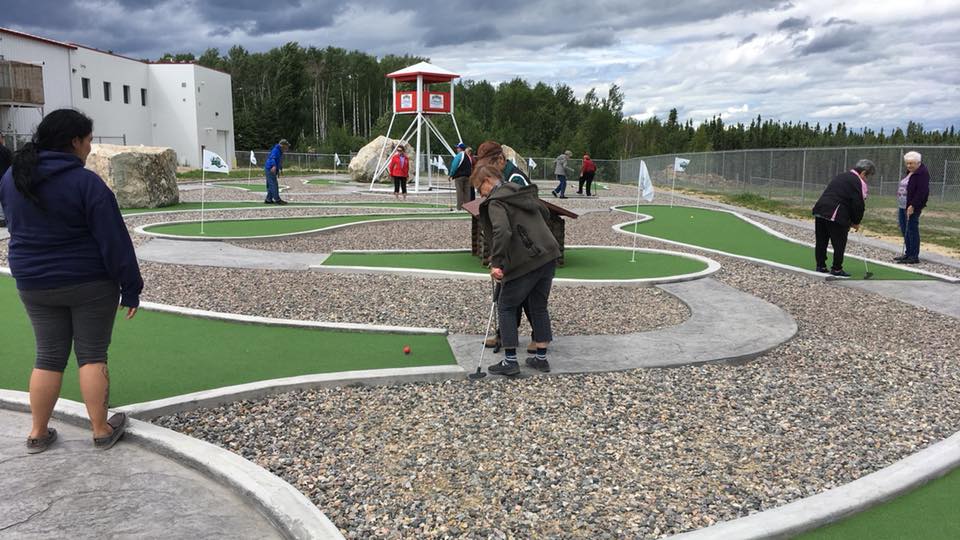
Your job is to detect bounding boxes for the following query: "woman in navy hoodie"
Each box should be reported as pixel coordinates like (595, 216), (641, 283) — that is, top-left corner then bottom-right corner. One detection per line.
(0, 109), (142, 453)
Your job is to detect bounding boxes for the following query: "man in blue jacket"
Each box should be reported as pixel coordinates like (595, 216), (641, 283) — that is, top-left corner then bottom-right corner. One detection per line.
(264, 138), (289, 205)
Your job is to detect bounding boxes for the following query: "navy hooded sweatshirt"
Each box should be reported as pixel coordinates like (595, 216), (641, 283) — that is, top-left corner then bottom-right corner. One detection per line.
(0, 150), (143, 307)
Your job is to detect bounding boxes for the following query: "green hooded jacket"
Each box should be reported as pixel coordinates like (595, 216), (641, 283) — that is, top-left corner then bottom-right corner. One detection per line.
(479, 182), (560, 282)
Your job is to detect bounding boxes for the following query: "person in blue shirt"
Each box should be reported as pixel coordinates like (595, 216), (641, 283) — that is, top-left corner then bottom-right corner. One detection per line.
(264, 138), (289, 205)
(449, 142), (473, 209)
(0, 109), (142, 453)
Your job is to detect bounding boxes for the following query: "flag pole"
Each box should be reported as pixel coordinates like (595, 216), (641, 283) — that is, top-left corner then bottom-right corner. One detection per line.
(200, 145), (206, 235)
(631, 161), (643, 263)
(671, 156), (677, 208)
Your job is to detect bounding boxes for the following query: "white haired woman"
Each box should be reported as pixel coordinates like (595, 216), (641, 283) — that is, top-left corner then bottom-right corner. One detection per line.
(895, 151), (930, 264)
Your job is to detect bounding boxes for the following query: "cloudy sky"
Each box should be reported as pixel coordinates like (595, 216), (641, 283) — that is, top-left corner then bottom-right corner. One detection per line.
(4, 0), (959, 131)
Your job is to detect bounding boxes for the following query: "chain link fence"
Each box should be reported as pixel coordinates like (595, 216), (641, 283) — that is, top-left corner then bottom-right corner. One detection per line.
(619, 145), (960, 203)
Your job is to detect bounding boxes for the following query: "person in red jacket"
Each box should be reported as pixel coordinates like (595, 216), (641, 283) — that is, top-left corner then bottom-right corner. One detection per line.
(577, 153), (598, 196)
(388, 144), (410, 200)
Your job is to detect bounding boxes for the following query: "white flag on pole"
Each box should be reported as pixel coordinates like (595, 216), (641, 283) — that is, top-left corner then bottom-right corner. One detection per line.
(434, 155), (448, 173)
(334, 153), (342, 166)
(527, 157), (537, 169)
(639, 160), (655, 202)
(674, 157), (690, 172)
(249, 150), (257, 166)
(203, 149), (230, 173)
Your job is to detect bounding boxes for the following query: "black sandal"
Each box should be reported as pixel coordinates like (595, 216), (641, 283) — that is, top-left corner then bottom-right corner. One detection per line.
(26, 428), (58, 454)
(93, 413), (127, 450)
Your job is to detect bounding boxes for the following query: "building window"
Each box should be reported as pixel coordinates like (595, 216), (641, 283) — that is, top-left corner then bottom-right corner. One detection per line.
(103, 81), (111, 102)
(141, 88), (147, 106)
(123, 85), (130, 104)
(81, 78), (90, 99)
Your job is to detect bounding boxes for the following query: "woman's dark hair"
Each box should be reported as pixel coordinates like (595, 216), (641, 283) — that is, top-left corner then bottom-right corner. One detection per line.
(475, 140), (504, 167)
(12, 109), (93, 205)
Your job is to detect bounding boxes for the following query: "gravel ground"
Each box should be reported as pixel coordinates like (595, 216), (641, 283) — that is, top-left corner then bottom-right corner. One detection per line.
(155, 266), (960, 538)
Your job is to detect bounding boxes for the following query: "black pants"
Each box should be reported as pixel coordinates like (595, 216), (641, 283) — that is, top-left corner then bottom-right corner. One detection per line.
(815, 218), (850, 271)
(392, 176), (407, 194)
(498, 260), (556, 349)
(577, 171), (595, 196)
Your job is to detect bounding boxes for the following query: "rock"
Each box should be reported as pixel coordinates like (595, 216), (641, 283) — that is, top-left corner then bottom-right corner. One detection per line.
(502, 145), (529, 176)
(85, 144), (179, 208)
(348, 136), (414, 184)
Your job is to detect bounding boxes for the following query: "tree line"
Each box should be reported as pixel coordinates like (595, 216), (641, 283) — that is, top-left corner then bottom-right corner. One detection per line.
(162, 44), (960, 158)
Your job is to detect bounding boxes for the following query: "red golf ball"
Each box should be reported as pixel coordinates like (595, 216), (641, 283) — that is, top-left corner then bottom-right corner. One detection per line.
(403, 345), (411, 355)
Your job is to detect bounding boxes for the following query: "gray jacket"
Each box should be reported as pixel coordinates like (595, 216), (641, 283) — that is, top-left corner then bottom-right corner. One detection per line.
(480, 182), (560, 282)
(554, 154), (571, 176)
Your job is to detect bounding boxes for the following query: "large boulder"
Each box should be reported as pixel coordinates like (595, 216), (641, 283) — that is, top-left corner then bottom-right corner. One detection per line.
(349, 136), (414, 184)
(86, 144), (179, 208)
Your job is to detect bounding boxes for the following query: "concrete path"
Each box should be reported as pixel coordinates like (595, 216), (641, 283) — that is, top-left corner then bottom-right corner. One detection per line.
(448, 277), (798, 373)
(837, 279), (960, 319)
(138, 238), (329, 270)
(0, 409), (282, 539)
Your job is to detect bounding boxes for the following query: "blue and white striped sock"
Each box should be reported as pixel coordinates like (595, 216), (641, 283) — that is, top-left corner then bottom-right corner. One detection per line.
(504, 348), (518, 364)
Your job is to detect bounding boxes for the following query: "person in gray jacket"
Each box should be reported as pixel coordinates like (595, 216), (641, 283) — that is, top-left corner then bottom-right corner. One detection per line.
(473, 163), (560, 376)
(551, 150), (573, 199)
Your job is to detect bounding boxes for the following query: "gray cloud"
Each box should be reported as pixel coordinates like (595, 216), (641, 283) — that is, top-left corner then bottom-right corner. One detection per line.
(823, 17), (855, 26)
(777, 16), (811, 32)
(739, 33), (759, 46)
(799, 28), (861, 55)
(565, 31), (619, 50)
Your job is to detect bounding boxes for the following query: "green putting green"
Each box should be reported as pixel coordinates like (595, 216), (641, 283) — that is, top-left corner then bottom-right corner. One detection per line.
(800, 466), (960, 539)
(143, 213), (466, 237)
(323, 248), (708, 280)
(122, 201), (446, 214)
(616, 205), (930, 281)
(0, 277), (455, 406)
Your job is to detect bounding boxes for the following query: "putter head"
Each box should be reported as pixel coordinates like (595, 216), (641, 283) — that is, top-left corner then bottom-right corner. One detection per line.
(863, 272), (874, 280)
(468, 369), (487, 380)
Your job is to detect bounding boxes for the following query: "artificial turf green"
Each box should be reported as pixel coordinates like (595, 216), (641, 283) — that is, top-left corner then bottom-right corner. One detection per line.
(143, 213), (466, 237)
(800, 466), (960, 539)
(323, 248), (708, 279)
(616, 205), (930, 281)
(0, 277), (455, 406)
(122, 201), (445, 214)
(215, 183), (274, 192)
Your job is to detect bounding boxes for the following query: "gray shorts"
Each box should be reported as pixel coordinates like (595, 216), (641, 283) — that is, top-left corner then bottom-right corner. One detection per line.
(18, 280), (120, 372)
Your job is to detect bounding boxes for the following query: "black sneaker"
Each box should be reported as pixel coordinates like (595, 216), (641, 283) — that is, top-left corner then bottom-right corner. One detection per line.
(276, 199), (289, 205)
(264, 200), (276, 204)
(525, 356), (551, 373)
(901, 257), (920, 264)
(551, 191), (558, 198)
(559, 195), (568, 199)
(893, 255), (907, 262)
(488, 360), (520, 376)
(830, 269), (851, 277)
(816, 267), (828, 273)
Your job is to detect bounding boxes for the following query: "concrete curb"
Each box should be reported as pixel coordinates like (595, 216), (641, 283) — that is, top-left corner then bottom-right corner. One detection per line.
(611, 206), (960, 283)
(119, 365), (466, 420)
(313, 245), (721, 287)
(0, 390), (344, 540)
(134, 213), (468, 241)
(666, 430), (960, 539)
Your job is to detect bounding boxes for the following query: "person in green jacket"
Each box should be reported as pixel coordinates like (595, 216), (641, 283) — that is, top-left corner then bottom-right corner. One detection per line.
(472, 163), (560, 376)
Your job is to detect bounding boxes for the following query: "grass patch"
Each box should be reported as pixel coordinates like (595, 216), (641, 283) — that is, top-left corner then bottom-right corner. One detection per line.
(800, 467), (960, 539)
(0, 277), (455, 406)
(122, 201), (448, 214)
(681, 188), (960, 253)
(143, 213), (466, 237)
(323, 248), (708, 280)
(617, 205), (931, 280)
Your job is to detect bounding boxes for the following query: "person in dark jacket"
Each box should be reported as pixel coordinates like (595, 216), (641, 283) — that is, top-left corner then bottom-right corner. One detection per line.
(0, 109), (142, 453)
(895, 151), (930, 264)
(449, 142), (473, 209)
(473, 163), (561, 376)
(811, 159), (875, 277)
(577, 153), (597, 196)
(264, 138), (289, 205)
(0, 132), (11, 227)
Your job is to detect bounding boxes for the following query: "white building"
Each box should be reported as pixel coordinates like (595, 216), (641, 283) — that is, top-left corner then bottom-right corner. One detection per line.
(0, 27), (235, 168)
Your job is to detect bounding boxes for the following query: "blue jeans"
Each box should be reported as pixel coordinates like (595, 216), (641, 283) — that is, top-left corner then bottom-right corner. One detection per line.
(265, 170), (280, 202)
(553, 175), (567, 196)
(898, 207), (921, 258)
